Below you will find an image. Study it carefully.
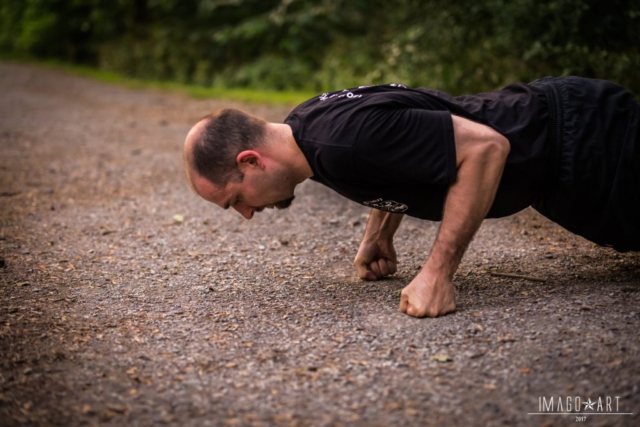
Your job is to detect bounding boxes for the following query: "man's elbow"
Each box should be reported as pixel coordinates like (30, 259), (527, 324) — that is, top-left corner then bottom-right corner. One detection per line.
(485, 134), (510, 161)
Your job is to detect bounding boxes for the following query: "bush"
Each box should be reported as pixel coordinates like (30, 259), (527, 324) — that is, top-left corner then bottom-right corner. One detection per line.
(2, 0), (638, 95)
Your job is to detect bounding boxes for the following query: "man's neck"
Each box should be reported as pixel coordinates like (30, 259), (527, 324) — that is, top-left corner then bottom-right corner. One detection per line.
(267, 123), (313, 183)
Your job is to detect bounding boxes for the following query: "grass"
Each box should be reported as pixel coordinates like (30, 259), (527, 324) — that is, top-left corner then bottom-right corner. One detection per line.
(0, 55), (316, 106)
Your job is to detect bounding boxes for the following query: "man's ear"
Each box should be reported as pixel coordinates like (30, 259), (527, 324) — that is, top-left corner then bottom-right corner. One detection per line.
(236, 150), (264, 171)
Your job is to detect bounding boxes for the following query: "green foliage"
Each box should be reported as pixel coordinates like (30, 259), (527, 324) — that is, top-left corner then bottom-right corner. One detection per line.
(2, 0), (639, 95)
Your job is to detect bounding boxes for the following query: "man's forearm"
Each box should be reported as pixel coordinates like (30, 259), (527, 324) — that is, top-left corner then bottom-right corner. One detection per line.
(399, 115), (509, 318)
(363, 209), (404, 242)
(426, 139), (509, 278)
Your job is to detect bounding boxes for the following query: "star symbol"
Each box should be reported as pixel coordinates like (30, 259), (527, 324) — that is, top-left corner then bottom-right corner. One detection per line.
(583, 398), (596, 410)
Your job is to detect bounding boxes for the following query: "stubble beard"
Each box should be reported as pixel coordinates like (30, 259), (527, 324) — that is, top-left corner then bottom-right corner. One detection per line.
(274, 195), (295, 210)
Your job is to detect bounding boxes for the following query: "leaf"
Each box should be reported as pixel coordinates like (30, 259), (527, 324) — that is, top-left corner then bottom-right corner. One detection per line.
(173, 214), (185, 223)
(497, 335), (517, 343)
(469, 351), (487, 359)
(105, 403), (128, 414)
(431, 354), (453, 363)
(16, 281), (30, 287)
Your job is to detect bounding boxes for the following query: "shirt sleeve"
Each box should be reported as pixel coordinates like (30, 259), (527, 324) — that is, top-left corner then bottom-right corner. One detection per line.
(352, 108), (457, 186)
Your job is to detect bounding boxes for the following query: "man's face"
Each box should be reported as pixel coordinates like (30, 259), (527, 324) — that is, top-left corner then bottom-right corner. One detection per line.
(192, 168), (296, 220)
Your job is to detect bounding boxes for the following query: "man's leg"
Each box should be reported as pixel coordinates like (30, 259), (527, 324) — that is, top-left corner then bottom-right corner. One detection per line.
(532, 76), (640, 250)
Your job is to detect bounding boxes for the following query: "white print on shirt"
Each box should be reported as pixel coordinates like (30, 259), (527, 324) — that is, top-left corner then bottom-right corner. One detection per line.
(363, 198), (408, 213)
(319, 89), (363, 101)
(318, 84), (408, 102)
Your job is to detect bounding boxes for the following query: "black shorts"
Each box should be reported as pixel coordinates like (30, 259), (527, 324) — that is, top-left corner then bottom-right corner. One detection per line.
(530, 76), (640, 251)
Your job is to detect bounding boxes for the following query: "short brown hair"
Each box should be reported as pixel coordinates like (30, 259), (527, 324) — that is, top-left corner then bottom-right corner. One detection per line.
(189, 108), (267, 186)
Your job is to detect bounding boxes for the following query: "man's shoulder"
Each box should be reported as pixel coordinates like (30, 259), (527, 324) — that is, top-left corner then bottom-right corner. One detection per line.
(286, 84), (442, 148)
(286, 83), (438, 117)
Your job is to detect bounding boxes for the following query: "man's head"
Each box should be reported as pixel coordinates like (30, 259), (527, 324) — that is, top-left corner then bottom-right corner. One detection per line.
(184, 108), (308, 219)
(186, 108), (267, 187)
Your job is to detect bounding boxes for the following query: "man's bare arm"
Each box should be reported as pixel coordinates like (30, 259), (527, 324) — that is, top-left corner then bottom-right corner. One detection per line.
(399, 114), (510, 317)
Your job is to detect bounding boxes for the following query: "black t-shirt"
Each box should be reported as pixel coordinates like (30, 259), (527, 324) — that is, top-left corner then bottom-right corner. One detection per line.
(284, 83), (551, 221)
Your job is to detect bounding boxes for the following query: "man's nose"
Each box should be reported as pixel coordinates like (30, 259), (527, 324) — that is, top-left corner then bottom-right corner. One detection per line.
(233, 204), (254, 219)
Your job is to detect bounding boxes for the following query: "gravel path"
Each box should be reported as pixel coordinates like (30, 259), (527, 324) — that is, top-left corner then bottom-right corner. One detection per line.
(1, 62), (639, 427)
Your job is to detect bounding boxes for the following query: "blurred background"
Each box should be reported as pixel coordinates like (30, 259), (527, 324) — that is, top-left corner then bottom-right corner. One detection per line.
(1, 0), (639, 96)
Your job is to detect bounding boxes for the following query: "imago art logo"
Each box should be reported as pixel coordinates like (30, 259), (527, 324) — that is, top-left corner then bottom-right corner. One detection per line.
(528, 395), (633, 422)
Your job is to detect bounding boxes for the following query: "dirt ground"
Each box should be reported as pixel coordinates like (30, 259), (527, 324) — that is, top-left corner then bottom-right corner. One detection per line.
(0, 62), (639, 427)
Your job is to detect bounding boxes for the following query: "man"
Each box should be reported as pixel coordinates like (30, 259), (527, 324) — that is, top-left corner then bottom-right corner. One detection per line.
(183, 77), (639, 318)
